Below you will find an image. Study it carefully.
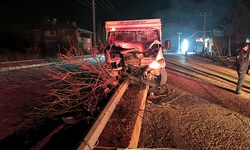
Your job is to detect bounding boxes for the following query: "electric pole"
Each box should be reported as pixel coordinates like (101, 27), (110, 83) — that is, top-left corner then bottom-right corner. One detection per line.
(177, 32), (182, 52)
(93, 0), (96, 47)
(200, 12), (211, 57)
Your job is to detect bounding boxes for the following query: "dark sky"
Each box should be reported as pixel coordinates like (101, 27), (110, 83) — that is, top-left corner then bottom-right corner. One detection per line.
(0, 0), (249, 41)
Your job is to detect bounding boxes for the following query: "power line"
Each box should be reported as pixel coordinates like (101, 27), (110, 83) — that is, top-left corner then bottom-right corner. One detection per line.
(83, 0), (92, 5)
(76, 0), (92, 9)
(184, 0), (230, 31)
(96, 0), (119, 20)
(184, 0), (231, 40)
(188, 31), (197, 39)
(96, 0), (123, 20)
(185, 18), (201, 29)
(100, 0), (123, 20)
(186, 19), (203, 31)
(105, 0), (124, 20)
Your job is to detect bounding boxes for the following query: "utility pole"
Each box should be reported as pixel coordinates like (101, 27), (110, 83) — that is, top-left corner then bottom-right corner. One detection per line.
(93, 0), (96, 47)
(200, 12), (211, 57)
(177, 32), (182, 52)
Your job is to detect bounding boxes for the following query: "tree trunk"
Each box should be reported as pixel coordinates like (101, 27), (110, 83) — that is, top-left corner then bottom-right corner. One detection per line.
(228, 36), (231, 56)
(214, 40), (221, 59)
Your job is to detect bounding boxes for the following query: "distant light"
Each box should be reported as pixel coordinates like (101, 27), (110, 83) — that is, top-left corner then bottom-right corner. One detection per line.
(246, 38), (250, 43)
(111, 28), (116, 31)
(182, 38), (188, 52)
(196, 38), (210, 42)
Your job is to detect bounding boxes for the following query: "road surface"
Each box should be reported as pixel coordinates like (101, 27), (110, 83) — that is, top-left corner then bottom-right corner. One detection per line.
(165, 53), (250, 117)
(138, 53), (250, 149)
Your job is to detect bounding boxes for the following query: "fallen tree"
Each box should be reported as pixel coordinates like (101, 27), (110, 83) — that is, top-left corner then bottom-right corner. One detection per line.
(27, 38), (120, 125)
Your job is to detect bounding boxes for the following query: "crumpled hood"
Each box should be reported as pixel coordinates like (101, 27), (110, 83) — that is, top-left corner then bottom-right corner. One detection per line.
(110, 40), (162, 52)
(111, 41), (144, 52)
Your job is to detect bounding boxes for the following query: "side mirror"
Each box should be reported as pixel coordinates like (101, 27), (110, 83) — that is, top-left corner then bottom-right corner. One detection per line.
(164, 40), (170, 50)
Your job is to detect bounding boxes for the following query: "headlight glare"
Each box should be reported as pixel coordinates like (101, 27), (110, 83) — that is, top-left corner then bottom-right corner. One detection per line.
(149, 61), (159, 69)
(149, 59), (165, 69)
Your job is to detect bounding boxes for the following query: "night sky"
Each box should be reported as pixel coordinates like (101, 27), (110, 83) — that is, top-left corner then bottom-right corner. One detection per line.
(0, 0), (249, 42)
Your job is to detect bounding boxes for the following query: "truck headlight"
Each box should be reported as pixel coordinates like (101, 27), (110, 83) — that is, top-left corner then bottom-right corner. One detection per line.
(149, 59), (165, 69)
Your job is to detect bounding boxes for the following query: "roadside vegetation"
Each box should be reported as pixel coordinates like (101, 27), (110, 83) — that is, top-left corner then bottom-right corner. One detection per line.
(0, 50), (43, 62)
(24, 38), (120, 126)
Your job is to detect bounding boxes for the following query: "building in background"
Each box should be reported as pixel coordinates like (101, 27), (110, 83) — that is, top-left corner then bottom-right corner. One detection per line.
(25, 18), (93, 56)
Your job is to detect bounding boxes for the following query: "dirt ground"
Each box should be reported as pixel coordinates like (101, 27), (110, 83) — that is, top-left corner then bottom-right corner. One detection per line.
(138, 83), (250, 150)
(97, 80), (145, 148)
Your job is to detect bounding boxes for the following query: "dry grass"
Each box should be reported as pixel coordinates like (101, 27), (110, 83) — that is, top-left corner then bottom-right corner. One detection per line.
(0, 50), (43, 62)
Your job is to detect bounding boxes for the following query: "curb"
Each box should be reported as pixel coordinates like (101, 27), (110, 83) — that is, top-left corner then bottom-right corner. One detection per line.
(0, 62), (54, 72)
(95, 82), (150, 150)
(0, 54), (105, 72)
(128, 84), (149, 148)
(77, 79), (130, 150)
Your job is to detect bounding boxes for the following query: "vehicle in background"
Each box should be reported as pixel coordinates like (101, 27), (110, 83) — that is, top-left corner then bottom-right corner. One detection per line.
(104, 18), (170, 85)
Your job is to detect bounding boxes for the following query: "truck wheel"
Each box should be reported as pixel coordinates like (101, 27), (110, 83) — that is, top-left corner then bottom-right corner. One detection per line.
(154, 67), (167, 84)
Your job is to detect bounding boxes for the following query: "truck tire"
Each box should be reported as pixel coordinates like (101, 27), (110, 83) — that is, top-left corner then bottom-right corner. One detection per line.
(155, 67), (167, 84)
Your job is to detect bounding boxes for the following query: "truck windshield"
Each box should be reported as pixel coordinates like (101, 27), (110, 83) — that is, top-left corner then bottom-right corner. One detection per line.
(109, 30), (159, 43)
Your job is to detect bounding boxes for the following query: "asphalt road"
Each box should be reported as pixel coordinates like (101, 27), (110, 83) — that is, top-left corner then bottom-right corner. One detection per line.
(138, 53), (250, 149)
(165, 53), (250, 118)
(0, 66), (54, 140)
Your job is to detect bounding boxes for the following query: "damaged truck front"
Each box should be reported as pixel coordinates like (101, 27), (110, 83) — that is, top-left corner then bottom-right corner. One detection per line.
(104, 18), (170, 85)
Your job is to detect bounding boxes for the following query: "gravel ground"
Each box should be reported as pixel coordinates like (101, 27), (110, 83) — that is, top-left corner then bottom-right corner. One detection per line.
(138, 83), (250, 150)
